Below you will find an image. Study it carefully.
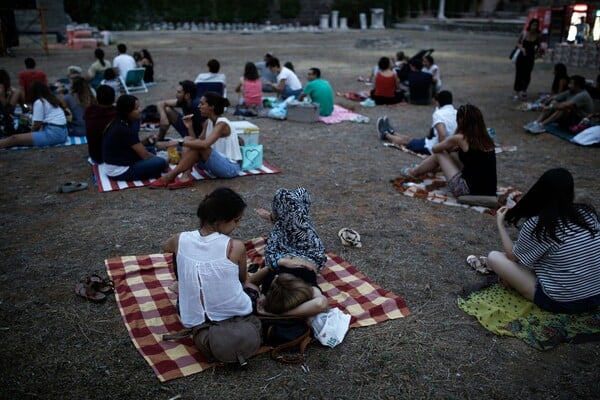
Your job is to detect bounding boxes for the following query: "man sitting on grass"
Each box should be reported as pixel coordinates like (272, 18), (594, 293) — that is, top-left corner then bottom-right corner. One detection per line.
(298, 67), (334, 117)
(377, 90), (457, 155)
(524, 75), (594, 134)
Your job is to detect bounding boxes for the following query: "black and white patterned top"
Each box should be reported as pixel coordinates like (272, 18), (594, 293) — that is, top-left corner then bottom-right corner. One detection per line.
(264, 187), (326, 271)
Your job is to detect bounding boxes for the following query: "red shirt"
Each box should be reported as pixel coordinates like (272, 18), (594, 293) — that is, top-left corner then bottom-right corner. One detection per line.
(374, 73), (397, 98)
(18, 70), (48, 103)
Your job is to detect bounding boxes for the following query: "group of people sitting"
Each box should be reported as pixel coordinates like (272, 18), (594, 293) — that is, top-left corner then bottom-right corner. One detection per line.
(363, 50), (441, 106)
(523, 63), (599, 136)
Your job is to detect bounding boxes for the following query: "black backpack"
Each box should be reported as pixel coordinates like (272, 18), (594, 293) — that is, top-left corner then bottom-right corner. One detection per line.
(259, 315), (313, 364)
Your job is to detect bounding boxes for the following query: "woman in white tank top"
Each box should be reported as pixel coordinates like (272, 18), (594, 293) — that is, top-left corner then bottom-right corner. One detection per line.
(150, 91), (242, 190)
(161, 188), (255, 328)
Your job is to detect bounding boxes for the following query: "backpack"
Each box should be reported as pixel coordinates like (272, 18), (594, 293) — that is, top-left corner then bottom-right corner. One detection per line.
(141, 105), (160, 123)
(163, 314), (262, 366)
(259, 315), (313, 364)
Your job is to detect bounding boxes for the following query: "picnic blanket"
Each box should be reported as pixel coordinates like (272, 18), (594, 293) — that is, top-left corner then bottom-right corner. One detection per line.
(391, 173), (522, 214)
(105, 237), (410, 382)
(543, 123), (577, 143)
(543, 123), (600, 146)
(2, 135), (87, 150)
(92, 161), (281, 192)
(383, 142), (518, 159)
(458, 283), (600, 350)
(318, 105), (369, 124)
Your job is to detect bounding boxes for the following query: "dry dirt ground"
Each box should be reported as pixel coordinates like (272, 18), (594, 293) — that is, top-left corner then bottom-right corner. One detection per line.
(0, 27), (599, 400)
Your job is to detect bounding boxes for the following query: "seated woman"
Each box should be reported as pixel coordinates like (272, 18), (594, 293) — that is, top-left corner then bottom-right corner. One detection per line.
(487, 168), (600, 314)
(550, 63), (569, 95)
(400, 104), (497, 197)
(161, 187), (256, 328)
(0, 81), (67, 149)
(149, 92), (241, 190)
(87, 48), (112, 88)
(250, 187), (328, 317)
(0, 69), (21, 136)
(235, 62), (262, 108)
(422, 55), (442, 95)
(370, 57), (404, 105)
(61, 76), (96, 137)
(102, 94), (166, 181)
(135, 49), (154, 84)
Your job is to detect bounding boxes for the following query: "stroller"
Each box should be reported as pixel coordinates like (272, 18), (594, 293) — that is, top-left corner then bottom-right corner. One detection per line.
(396, 48), (434, 82)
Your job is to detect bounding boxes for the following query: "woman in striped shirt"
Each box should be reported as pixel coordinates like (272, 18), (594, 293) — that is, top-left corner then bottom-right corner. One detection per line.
(487, 168), (600, 313)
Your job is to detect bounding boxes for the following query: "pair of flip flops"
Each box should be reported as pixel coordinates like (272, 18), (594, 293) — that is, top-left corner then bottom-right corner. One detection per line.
(74, 274), (114, 303)
(338, 228), (362, 248)
(56, 181), (88, 193)
(466, 255), (493, 275)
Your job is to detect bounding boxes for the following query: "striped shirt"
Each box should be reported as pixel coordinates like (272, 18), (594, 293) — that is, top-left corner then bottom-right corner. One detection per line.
(513, 209), (600, 302)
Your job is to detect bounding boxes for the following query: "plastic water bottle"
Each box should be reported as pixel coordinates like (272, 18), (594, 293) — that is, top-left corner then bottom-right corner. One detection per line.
(487, 127), (496, 140)
(13, 105), (22, 130)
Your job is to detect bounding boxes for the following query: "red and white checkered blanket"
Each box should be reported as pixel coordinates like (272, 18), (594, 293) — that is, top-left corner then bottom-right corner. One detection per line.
(105, 237), (410, 382)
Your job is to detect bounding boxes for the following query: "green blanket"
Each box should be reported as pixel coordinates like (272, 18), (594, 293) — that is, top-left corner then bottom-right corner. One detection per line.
(457, 284), (600, 350)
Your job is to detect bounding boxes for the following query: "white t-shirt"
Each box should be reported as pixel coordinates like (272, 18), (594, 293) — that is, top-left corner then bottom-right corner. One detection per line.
(424, 104), (457, 153)
(112, 54), (137, 79)
(277, 67), (302, 91)
(422, 64), (442, 92)
(32, 98), (67, 125)
(194, 72), (226, 85)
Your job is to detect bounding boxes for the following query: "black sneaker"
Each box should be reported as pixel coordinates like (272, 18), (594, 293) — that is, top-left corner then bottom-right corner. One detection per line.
(376, 117), (388, 140)
(383, 116), (395, 134)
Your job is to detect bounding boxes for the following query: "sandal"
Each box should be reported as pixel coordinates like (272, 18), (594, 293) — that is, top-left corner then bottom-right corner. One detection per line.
(56, 181), (88, 193)
(75, 281), (107, 303)
(466, 255), (492, 275)
(399, 166), (417, 180)
(87, 274), (114, 295)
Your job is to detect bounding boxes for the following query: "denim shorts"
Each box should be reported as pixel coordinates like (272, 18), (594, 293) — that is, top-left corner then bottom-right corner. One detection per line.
(32, 124), (68, 147)
(534, 281), (600, 314)
(448, 172), (470, 197)
(196, 150), (240, 178)
(406, 138), (431, 155)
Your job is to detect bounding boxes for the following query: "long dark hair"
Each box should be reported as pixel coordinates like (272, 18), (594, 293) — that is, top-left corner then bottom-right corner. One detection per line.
(505, 168), (598, 243)
(115, 94), (138, 122)
(30, 81), (61, 108)
(94, 48), (106, 67)
(70, 76), (97, 107)
(551, 63), (568, 93)
(456, 104), (494, 151)
(243, 62), (259, 81)
(196, 187), (246, 227)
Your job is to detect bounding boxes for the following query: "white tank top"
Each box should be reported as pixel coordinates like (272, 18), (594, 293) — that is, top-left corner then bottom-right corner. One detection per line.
(207, 117), (242, 162)
(176, 230), (252, 328)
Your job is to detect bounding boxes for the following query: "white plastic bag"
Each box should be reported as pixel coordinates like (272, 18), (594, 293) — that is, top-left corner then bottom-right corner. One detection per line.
(308, 307), (351, 348)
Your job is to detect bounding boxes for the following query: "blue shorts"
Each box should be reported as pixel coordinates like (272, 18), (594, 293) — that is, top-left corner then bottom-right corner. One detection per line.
(173, 114), (189, 137)
(534, 281), (600, 314)
(196, 150), (240, 178)
(32, 124), (68, 147)
(406, 138), (431, 155)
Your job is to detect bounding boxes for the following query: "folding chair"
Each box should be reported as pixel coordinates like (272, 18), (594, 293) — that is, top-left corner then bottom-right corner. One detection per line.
(195, 81), (225, 100)
(119, 68), (148, 94)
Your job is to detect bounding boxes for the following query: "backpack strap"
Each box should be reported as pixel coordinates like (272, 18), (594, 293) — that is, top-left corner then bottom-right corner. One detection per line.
(270, 331), (312, 364)
(162, 322), (211, 341)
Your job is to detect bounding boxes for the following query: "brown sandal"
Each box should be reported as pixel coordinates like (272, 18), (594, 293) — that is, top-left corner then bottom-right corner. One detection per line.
(88, 274), (114, 295)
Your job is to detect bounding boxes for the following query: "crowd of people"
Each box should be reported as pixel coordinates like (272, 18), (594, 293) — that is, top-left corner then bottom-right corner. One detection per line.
(1, 35), (598, 342)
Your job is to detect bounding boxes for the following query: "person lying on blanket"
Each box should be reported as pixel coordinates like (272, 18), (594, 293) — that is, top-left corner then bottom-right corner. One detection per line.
(377, 90), (457, 155)
(399, 104), (497, 197)
(0, 81), (68, 149)
(161, 188), (258, 328)
(251, 187), (328, 317)
(102, 95), (167, 181)
(486, 168), (600, 314)
(149, 92), (242, 190)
